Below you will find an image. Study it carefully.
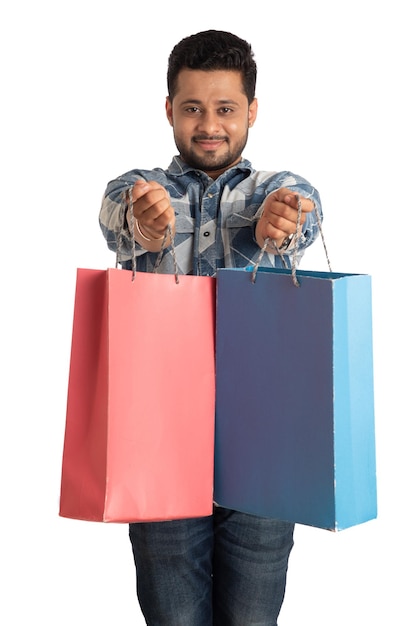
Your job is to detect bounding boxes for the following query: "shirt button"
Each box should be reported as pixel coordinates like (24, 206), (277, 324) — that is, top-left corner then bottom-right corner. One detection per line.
(203, 231), (210, 237)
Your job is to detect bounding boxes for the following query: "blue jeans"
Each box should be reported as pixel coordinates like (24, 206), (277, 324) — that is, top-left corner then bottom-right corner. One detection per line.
(129, 506), (295, 625)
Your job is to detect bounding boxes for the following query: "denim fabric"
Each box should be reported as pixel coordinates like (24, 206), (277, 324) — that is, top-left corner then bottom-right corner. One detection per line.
(99, 156), (322, 277)
(129, 506), (294, 625)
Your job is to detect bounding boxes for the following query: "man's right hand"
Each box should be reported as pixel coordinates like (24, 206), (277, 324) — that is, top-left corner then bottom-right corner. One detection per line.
(131, 180), (176, 248)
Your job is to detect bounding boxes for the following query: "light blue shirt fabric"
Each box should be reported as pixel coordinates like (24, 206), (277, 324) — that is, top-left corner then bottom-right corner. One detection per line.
(99, 156), (322, 276)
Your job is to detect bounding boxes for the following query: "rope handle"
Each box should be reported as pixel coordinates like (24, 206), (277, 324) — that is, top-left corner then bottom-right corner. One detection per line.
(116, 186), (179, 283)
(251, 195), (332, 286)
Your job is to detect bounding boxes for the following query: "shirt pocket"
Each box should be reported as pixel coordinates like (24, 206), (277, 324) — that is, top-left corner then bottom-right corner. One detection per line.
(224, 210), (258, 260)
(225, 209), (257, 239)
(225, 211), (256, 229)
(175, 214), (195, 233)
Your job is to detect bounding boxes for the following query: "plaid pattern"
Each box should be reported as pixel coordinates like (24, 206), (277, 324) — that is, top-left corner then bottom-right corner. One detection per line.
(99, 156), (322, 276)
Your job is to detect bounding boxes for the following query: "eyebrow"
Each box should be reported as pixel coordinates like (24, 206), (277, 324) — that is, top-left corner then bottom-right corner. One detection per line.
(179, 98), (241, 107)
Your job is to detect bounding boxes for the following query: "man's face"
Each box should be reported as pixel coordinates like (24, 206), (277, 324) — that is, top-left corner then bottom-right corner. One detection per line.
(166, 69), (258, 179)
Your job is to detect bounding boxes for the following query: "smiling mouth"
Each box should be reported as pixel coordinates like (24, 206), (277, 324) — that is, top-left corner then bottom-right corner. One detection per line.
(193, 136), (227, 150)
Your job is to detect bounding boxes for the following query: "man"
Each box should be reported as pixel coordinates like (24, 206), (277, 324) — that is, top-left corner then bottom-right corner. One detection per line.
(100, 30), (322, 626)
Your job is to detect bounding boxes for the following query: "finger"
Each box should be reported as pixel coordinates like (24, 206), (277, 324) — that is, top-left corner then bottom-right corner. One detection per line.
(265, 199), (307, 225)
(283, 193), (315, 213)
(137, 192), (172, 222)
(132, 182), (170, 219)
(261, 212), (306, 241)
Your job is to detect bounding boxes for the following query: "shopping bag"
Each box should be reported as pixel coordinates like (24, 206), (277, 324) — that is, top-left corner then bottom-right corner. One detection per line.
(59, 267), (216, 522)
(214, 266), (377, 531)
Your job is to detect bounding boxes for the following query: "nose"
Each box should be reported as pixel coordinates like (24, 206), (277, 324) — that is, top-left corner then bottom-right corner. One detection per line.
(196, 110), (221, 135)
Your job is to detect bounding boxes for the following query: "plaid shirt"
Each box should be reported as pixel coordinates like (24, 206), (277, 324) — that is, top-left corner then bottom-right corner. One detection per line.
(99, 156), (322, 276)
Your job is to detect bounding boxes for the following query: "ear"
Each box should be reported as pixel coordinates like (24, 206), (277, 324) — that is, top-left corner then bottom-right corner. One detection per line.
(166, 97), (174, 127)
(248, 97), (258, 128)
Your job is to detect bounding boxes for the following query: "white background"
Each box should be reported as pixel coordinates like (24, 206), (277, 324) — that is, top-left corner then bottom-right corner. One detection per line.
(1, 1), (416, 624)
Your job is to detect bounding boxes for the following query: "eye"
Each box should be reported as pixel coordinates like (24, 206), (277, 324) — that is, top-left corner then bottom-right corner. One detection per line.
(185, 106), (201, 114)
(219, 107), (233, 114)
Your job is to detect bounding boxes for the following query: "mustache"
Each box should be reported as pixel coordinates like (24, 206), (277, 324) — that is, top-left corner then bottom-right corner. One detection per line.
(192, 135), (228, 142)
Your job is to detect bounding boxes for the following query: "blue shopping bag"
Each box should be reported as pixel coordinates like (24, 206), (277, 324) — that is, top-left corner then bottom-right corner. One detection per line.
(214, 266), (377, 531)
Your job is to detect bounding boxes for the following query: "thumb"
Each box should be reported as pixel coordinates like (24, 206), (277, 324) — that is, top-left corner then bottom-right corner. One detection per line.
(132, 179), (151, 201)
(283, 192), (300, 209)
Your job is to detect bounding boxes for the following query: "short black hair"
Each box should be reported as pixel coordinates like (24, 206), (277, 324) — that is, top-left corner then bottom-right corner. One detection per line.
(167, 30), (257, 103)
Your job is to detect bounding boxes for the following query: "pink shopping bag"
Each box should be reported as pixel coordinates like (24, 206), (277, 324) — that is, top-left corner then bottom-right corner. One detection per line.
(59, 267), (215, 522)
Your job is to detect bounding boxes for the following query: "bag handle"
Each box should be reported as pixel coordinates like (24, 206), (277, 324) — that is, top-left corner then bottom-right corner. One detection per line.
(116, 187), (179, 283)
(251, 195), (332, 286)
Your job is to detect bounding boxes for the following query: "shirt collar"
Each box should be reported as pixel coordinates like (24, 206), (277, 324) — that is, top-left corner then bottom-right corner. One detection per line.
(167, 155), (253, 180)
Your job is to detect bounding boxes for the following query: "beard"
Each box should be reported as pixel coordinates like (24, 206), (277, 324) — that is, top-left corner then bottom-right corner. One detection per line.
(173, 131), (249, 174)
